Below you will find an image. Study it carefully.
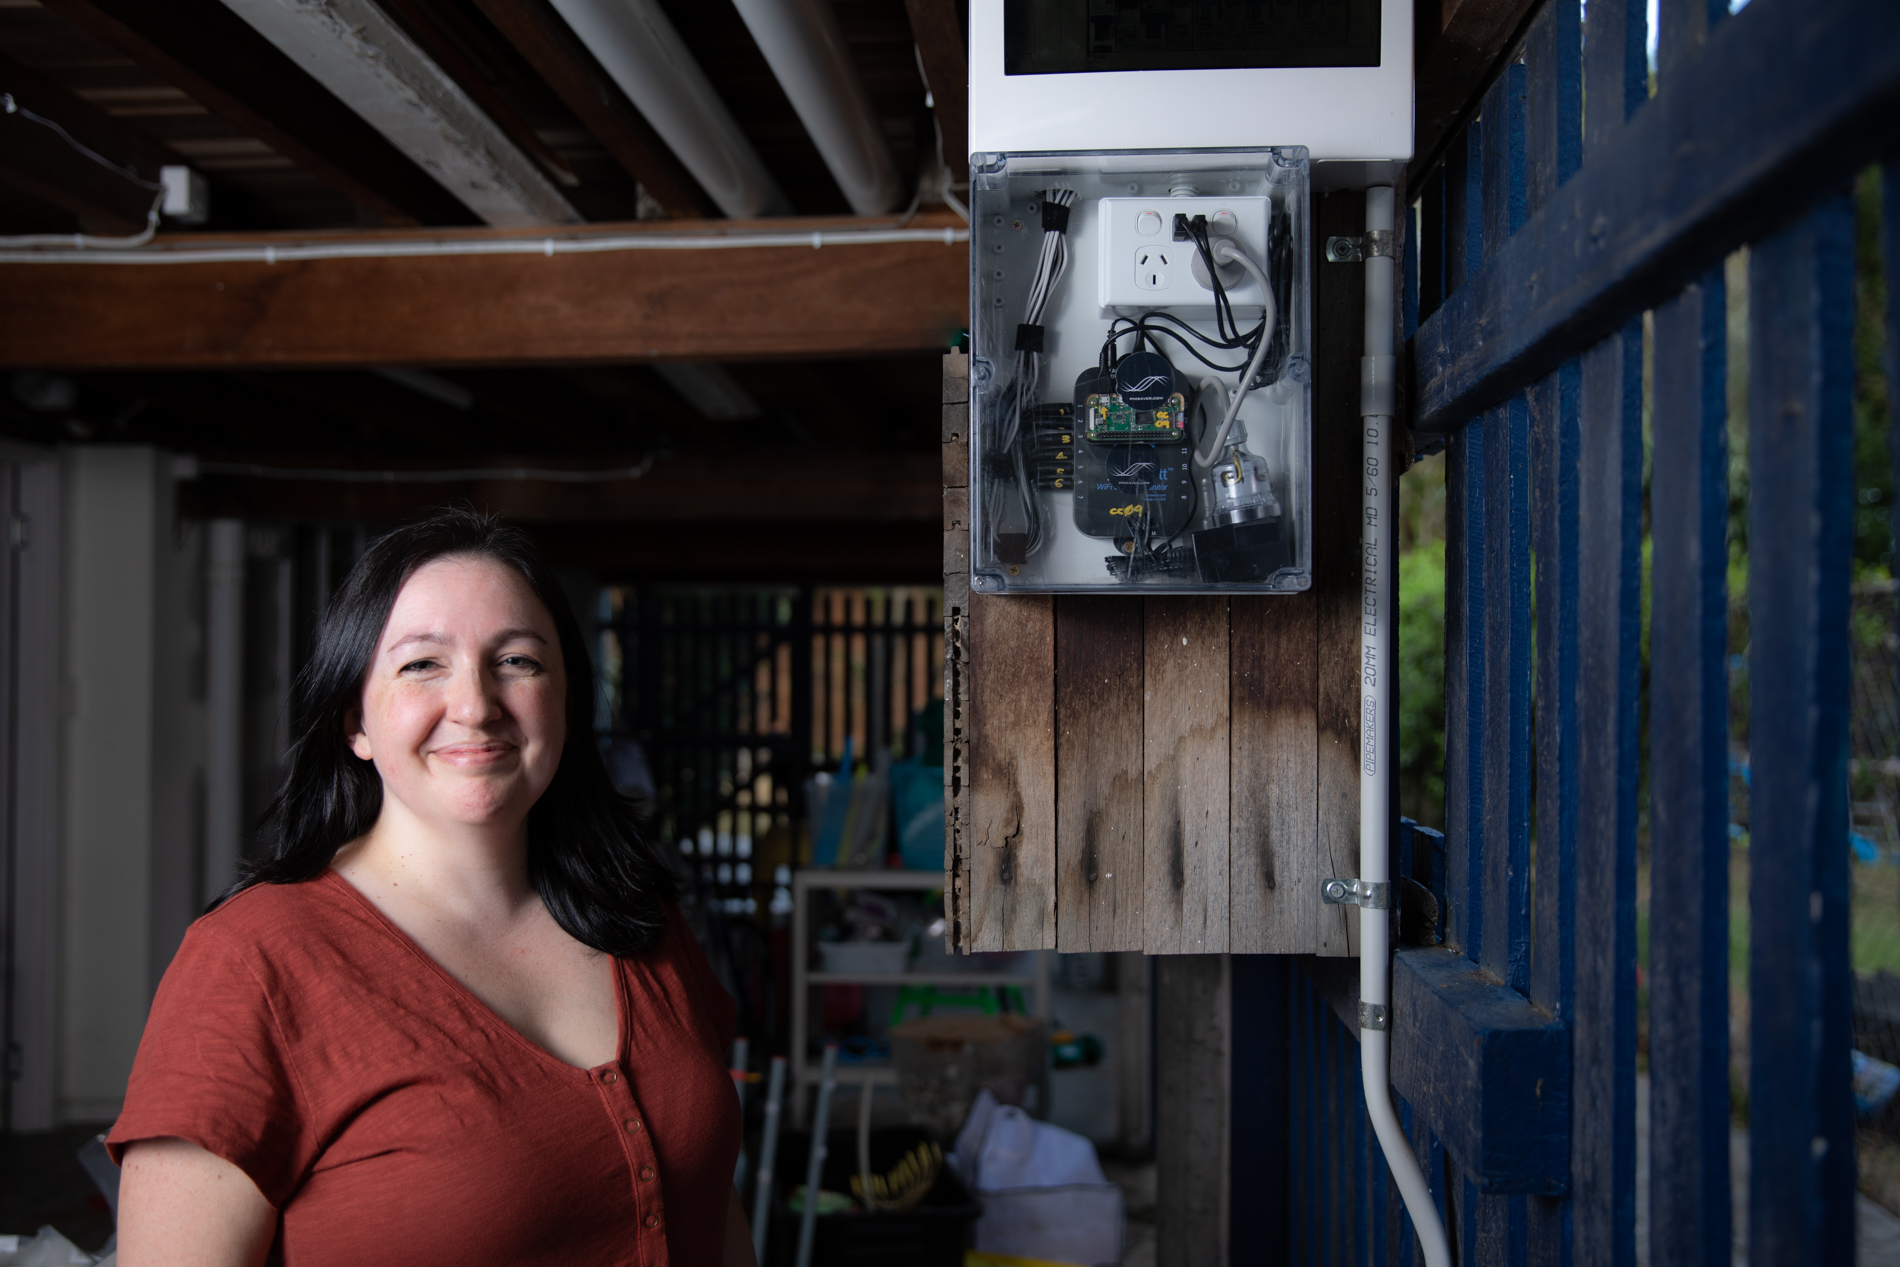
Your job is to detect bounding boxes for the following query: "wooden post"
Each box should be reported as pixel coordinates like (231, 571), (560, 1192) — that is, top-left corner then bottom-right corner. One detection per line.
(1155, 954), (1230, 1267)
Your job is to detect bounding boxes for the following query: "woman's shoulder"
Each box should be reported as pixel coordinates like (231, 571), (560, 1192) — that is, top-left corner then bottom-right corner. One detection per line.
(184, 871), (389, 979)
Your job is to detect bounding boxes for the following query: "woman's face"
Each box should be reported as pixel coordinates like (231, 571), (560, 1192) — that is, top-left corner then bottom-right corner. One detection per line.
(349, 555), (566, 835)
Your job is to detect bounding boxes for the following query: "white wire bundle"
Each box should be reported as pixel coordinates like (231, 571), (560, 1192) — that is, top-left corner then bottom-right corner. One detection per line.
(992, 187), (1077, 560)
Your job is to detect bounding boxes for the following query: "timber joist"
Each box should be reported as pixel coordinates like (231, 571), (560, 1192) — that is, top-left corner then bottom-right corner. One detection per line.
(0, 214), (970, 369)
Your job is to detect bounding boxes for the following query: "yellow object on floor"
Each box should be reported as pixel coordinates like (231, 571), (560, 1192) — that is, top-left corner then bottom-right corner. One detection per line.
(964, 1252), (1087, 1267)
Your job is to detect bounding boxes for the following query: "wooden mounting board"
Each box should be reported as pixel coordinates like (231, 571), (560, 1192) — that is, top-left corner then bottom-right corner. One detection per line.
(943, 191), (1368, 955)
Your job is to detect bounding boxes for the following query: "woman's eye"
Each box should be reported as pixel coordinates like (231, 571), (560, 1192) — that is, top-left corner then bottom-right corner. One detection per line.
(400, 658), (441, 673)
(498, 655), (543, 672)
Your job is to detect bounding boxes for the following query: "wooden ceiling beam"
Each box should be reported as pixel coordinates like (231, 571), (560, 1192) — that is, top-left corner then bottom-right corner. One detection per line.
(0, 213), (970, 369)
(375, 0), (580, 189)
(215, 0), (578, 227)
(1409, 0), (1548, 186)
(904, 0), (966, 172)
(175, 451), (943, 524)
(470, 0), (712, 218)
(36, 0), (475, 226)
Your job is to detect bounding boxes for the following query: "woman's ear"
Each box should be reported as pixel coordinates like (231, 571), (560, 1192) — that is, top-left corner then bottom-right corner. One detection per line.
(346, 708), (373, 762)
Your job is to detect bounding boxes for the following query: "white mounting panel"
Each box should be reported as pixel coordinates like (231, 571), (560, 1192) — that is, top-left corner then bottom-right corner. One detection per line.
(967, 0), (1413, 163)
(1097, 195), (1269, 315)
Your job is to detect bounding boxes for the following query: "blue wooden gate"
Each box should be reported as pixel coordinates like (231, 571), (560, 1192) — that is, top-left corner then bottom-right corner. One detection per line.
(1234, 0), (1900, 1262)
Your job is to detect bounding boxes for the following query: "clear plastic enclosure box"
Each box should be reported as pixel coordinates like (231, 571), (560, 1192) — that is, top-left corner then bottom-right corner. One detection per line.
(968, 148), (1311, 594)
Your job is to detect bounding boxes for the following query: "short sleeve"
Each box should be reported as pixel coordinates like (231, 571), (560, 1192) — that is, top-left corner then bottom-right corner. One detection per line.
(106, 921), (308, 1208)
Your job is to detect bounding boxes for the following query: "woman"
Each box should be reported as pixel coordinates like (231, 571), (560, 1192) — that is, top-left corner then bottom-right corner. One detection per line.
(109, 509), (753, 1267)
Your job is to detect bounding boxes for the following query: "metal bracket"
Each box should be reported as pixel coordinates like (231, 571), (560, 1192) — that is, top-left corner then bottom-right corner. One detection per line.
(1358, 1002), (1390, 1032)
(1322, 878), (1391, 909)
(1324, 230), (1394, 263)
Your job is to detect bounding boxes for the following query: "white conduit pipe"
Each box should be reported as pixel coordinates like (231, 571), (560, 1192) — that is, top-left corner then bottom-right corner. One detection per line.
(544, 0), (792, 219)
(1358, 184), (1452, 1267)
(729, 0), (903, 217)
(0, 224), (965, 266)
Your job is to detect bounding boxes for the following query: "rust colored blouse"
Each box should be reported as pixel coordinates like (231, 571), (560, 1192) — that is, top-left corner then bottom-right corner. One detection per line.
(107, 870), (738, 1267)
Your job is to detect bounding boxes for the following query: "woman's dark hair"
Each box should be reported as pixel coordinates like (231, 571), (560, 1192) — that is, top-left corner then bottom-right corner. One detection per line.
(230, 506), (677, 954)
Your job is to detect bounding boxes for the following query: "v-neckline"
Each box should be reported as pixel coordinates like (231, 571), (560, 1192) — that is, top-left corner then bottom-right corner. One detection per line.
(320, 868), (626, 1079)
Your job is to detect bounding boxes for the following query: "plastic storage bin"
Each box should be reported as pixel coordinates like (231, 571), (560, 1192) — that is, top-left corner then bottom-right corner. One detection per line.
(766, 1126), (980, 1266)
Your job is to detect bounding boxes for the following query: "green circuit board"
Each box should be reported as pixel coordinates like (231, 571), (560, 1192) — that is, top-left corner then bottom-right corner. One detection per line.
(1083, 391), (1189, 443)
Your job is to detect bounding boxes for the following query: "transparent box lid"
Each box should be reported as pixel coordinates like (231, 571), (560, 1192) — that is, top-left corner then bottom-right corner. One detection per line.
(968, 148), (1312, 594)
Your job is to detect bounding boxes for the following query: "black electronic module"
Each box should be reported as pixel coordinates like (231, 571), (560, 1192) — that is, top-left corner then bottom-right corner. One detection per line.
(1073, 438), (1194, 541)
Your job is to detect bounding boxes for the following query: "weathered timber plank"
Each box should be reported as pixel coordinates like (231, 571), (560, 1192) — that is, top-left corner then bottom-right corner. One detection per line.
(943, 404), (969, 490)
(1142, 597), (1230, 955)
(1745, 196), (1857, 1267)
(1155, 955), (1230, 1266)
(965, 593), (1056, 951)
(1413, 0), (1900, 433)
(1054, 597), (1144, 952)
(944, 589), (971, 946)
(0, 216), (970, 369)
(1389, 947), (1569, 1195)
(1229, 594), (1318, 953)
(944, 351), (972, 946)
(1313, 190), (1365, 957)
(943, 483), (970, 577)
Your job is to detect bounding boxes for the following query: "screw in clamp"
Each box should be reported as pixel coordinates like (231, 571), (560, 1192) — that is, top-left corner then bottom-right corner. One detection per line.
(1358, 1002), (1390, 1032)
(1321, 878), (1391, 909)
(1324, 230), (1395, 263)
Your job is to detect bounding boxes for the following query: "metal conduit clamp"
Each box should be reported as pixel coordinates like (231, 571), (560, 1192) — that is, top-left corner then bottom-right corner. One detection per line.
(1321, 877), (1391, 909)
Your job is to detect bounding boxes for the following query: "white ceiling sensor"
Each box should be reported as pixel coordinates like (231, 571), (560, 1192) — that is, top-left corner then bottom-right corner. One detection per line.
(967, 0), (1413, 163)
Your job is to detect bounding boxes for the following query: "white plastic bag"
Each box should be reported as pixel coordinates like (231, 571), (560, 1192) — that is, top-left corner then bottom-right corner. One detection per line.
(951, 1088), (1125, 1267)
(0, 1227), (95, 1266)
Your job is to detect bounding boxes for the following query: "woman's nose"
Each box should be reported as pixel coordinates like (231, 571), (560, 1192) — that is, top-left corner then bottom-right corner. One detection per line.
(446, 664), (503, 724)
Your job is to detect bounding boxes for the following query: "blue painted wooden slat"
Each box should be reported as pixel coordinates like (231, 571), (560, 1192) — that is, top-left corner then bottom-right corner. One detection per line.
(1646, 260), (1731, 1267)
(1477, 64), (1534, 1004)
(1387, 948), (1570, 1194)
(1412, 0), (1900, 434)
(1570, 320), (1642, 1267)
(1745, 193), (1858, 1267)
(1518, 11), (1585, 1267)
(1568, 2), (1646, 1260)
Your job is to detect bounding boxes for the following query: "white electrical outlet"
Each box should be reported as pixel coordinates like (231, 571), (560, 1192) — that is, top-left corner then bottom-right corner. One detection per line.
(1097, 195), (1271, 314)
(1133, 244), (1175, 291)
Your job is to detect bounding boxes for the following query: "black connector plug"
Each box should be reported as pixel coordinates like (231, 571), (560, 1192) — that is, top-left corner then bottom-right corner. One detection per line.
(1172, 213), (1207, 243)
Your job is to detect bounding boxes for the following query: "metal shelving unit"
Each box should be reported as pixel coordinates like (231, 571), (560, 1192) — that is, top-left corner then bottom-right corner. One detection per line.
(789, 869), (1048, 1124)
